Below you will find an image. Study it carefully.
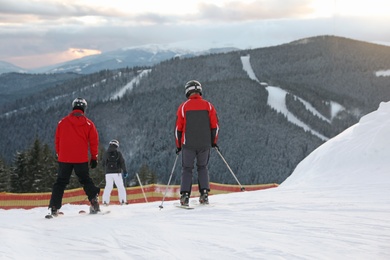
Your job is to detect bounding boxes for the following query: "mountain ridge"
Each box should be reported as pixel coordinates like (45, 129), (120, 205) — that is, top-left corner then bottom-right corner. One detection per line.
(1, 35), (389, 186)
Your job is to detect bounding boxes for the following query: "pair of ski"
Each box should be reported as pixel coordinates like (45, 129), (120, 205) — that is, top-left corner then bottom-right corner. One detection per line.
(175, 204), (195, 210)
(44, 211), (64, 219)
(175, 200), (211, 210)
(44, 210), (110, 219)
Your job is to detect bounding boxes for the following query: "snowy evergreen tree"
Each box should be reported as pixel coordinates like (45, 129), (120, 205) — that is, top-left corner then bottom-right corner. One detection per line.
(0, 158), (9, 192)
(137, 164), (157, 185)
(27, 138), (42, 192)
(32, 142), (57, 192)
(10, 152), (28, 192)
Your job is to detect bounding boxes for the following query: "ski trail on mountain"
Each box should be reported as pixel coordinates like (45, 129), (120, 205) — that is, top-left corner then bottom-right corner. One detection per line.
(109, 69), (151, 100)
(241, 55), (328, 141)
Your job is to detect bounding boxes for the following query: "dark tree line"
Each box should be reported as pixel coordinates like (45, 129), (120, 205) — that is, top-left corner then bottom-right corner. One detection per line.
(0, 137), (158, 193)
(1, 138), (58, 193)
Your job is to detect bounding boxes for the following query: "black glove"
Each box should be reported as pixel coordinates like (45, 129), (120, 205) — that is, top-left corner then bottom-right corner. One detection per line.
(123, 172), (128, 178)
(212, 144), (220, 151)
(176, 147), (181, 155)
(90, 159), (97, 169)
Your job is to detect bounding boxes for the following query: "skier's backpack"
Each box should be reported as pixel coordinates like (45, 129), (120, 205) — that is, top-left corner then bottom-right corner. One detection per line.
(106, 151), (119, 172)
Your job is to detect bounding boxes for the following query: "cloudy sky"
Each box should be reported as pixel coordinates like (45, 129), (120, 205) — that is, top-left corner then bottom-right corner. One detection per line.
(1, 0), (389, 69)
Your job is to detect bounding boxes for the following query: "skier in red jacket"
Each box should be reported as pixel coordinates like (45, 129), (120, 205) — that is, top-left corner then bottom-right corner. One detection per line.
(175, 80), (219, 206)
(48, 97), (101, 216)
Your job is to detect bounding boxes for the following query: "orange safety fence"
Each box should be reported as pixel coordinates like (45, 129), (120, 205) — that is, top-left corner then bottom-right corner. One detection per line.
(0, 182), (278, 209)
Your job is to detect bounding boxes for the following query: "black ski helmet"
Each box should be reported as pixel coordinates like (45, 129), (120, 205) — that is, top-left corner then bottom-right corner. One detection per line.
(72, 97), (87, 112)
(109, 139), (119, 148)
(185, 80), (202, 98)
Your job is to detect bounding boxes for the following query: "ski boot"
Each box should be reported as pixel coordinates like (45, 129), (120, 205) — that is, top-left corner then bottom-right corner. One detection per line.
(45, 206), (63, 219)
(90, 194), (100, 214)
(180, 192), (189, 206)
(50, 206), (59, 217)
(199, 189), (209, 205)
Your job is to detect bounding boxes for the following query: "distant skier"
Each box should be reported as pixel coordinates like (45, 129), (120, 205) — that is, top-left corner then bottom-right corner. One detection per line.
(175, 80), (219, 206)
(102, 139), (128, 205)
(48, 97), (100, 216)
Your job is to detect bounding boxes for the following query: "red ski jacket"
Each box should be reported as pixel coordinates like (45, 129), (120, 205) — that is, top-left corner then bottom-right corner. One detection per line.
(175, 94), (219, 150)
(55, 109), (99, 163)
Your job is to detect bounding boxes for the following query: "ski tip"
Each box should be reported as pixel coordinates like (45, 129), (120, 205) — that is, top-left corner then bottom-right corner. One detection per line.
(45, 211), (64, 219)
(89, 210), (110, 215)
(176, 205), (195, 210)
(79, 210), (87, 214)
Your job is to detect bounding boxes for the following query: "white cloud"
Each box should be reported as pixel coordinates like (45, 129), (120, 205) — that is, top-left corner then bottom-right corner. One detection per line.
(0, 0), (389, 68)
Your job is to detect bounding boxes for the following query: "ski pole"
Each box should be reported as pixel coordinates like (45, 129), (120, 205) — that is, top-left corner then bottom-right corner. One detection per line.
(159, 154), (179, 209)
(97, 178), (105, 187)
(214, 147), (245, 191)
(80, 178), (105, 204)
(136, 172), (148, 203)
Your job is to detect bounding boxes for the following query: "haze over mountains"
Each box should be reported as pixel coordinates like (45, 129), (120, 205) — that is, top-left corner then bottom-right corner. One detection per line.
(1, 35), (389, 186)
(0, 46), (239, 75)
(0, 61), (27, 74)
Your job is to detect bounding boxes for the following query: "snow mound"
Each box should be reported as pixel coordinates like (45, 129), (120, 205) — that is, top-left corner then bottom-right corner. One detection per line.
(281, 101), (390, 197)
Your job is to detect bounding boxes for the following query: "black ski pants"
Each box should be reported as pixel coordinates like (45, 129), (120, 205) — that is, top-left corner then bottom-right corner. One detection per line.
(49, 162), (100, 209)
(180, 147), (210, 195)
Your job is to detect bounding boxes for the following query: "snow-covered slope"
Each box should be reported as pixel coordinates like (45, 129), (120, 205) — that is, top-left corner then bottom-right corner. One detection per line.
(282, 101), (390, 194)
(1, 101), (389, 259)
(241, 54), (346, 141)
(108, 70), (151, 101)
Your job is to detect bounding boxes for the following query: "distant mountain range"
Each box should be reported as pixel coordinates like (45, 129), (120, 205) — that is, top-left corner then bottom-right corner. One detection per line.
(1, 35), (389, 186)
(0, 46), (239, 75)
(0, 61), (27, 74)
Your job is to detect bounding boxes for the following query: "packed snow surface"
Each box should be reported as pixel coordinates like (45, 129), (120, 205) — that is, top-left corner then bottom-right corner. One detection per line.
(1, 105), (390, 259)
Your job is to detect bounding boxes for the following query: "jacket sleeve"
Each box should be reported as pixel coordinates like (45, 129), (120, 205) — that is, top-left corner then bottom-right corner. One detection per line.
(101, 151), (107, 167)
(209, 103), (219, 145)
(88, 120), (99, 160)
(175, 104), (184, 148)
(119, 152), (127, 173)
(55, 121), (61, 157)
(175, 128), (183, 148)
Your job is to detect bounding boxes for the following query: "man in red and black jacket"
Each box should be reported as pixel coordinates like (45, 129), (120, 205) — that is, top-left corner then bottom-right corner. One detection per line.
(48, 97), (101, 216)
(175, 80), (219, 206)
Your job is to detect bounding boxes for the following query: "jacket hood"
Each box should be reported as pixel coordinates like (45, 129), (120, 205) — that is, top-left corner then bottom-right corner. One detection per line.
(188, 93), (202, 100)
(107, 145), (118, 152)
(68, 109), (88, 126)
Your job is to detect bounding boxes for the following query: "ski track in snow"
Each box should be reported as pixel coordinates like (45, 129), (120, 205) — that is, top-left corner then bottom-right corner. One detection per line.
(266, 86), (328, 141)
(375, 69), (390, 77)
(109, 69), (151, 100)
(241, 54), (329, 141)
